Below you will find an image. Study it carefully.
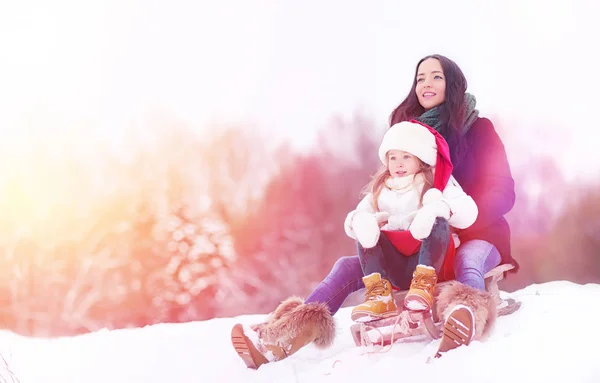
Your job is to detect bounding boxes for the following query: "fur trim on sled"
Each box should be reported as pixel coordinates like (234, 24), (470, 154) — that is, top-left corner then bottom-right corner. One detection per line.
(250, 296), (304, 333)
(262, 301), (336, 349)
(436, 281), (497, 340)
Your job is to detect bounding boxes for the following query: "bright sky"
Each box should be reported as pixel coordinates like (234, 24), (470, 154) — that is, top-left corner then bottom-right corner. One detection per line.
(0, 0), (598, 179)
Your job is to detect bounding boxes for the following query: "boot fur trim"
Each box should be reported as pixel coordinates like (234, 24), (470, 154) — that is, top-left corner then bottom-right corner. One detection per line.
(435, 281), (497, 340)
(251, 296), (304, 333)
(272, 296), (304, 321)
(262, 301), (336, 349)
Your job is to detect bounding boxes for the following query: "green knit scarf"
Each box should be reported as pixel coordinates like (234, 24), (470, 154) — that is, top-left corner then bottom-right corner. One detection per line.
(416, 93), (479, 135)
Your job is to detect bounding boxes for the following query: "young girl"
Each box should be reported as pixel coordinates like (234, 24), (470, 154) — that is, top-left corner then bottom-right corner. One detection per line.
(344, 120), (479, 322)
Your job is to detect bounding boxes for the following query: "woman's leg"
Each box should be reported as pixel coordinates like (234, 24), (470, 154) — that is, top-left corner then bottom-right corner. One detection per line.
(432, 240), (501, 358)
(234, 256), (359, 369)
(453, 239), (502, 291)
(304, 255), (365, 315)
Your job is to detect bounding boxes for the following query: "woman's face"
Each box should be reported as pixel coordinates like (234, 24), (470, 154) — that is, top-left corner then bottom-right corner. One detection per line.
(415, 58), (446, 110)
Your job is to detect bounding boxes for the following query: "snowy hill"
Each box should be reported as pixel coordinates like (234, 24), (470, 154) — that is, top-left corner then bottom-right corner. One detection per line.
(1, 281), (600, 383)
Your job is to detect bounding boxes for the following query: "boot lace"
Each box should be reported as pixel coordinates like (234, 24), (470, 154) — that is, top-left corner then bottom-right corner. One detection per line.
(365, 280), (387, 300)
(410, 273), (436, 293)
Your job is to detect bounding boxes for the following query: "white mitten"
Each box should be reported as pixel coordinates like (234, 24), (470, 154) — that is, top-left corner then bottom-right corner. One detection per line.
(382, 212), (415, 231)
(409, 201), (451, 240)
(422, 188), (444, 206)
(352, 211), (381, 248)
(374, 211), (391, 225)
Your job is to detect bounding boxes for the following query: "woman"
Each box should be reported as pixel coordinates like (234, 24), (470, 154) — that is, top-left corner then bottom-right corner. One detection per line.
(390, 54), (517, 288)
(230, 54), (517, 369)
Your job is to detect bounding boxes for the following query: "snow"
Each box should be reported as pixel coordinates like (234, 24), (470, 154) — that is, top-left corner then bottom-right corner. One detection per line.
(1, 281), (600, 383)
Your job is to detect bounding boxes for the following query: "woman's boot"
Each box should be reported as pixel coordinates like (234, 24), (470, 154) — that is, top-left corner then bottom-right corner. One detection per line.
(231, 300), (335, 369)
(249, 296), (304, 333)
(434, 281), (497, 357)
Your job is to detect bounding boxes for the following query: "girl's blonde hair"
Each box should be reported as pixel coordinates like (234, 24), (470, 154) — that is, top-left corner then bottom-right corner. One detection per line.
(360, 157), (434, 212)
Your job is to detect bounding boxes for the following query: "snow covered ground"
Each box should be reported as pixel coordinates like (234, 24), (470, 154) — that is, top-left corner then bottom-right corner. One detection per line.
(1, 281), (599, 383)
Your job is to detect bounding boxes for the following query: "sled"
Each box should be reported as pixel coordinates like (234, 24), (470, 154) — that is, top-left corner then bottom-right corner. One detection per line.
(350, 264), (522, 347)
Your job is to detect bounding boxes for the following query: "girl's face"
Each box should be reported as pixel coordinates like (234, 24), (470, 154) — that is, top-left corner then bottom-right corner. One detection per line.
(387, 150), (420, 178)
(415, 58), (446, 110)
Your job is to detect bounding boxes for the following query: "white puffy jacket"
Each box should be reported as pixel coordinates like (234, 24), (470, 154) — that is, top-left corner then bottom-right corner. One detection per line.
(344, 175), (478, 239)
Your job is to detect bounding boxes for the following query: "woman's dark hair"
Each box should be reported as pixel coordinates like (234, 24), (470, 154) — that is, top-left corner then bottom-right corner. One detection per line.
(389, 54), (468, 165)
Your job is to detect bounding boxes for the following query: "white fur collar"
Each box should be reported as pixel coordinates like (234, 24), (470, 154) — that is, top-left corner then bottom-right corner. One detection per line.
(384, 173), (425, 192)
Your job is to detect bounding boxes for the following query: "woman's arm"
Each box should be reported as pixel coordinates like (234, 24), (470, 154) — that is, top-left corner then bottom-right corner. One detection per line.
(467, 118), (516, 231)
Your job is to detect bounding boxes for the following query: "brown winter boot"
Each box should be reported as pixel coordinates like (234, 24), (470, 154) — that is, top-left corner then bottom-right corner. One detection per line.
(231, 301), (335, 369)
(435, 304), (474, 358)
(249, 296), (304, 333)
(434, 281), (497, 358)
(351, 272), (398, 322)
(404, 265), (437, 311)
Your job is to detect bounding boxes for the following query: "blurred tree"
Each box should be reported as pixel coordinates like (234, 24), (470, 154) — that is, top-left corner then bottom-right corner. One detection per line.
(540, 186), (600, 284)
(0, 114), (275, 335)
(217, 113), (386, 316)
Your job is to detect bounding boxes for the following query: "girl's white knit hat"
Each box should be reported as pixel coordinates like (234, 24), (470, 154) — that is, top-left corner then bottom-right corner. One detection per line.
(378, 121), (437, 166)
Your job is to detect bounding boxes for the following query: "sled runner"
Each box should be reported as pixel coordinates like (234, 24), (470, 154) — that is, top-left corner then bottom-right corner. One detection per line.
(350, 264), (521, 347)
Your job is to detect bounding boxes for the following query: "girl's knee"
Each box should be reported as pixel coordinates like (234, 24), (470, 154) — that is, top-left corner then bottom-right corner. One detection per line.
(431, 217), (450, 237)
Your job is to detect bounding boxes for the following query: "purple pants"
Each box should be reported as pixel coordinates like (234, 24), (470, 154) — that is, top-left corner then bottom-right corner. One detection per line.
(304, 255), (364, 315)
(305, 238), (501, 315)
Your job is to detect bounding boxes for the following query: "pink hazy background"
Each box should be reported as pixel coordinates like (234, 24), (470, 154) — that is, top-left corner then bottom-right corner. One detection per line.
(0, 0), (598, 336)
